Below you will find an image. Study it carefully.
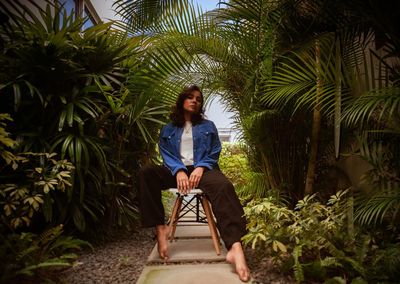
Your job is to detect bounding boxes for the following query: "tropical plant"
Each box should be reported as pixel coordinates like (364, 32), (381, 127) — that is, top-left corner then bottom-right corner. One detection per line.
(0, 113), (20, 169)
(114, 0), (298, 199)
(111, 0), (400, 282)
(0, 114), (88, 283)
(0, 1), (166, 233)
(0, 225), (90, 283)
(1, 152), (75, 230)
(243, 190), (371, 282)
(256, 0), (400, 235)
(1, 113), (75, 230)
(353, 138), (400, 227)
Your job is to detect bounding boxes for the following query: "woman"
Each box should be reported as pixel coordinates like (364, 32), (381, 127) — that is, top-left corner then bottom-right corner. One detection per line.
(139, 85), (250, 282)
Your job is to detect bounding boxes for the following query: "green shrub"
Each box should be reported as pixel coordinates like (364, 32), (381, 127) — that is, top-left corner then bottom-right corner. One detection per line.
(1, 152), (75, 229)
(0, 3), (155, 233)
(0, 114), (89, 283)
(243, 190), (369, 282)
(0, 225), (90, 283)
(218, 142), (251, 188)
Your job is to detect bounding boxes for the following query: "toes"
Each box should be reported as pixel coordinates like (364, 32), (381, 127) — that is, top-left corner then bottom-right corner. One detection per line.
(158, 249), (168, 260)
(238, 269), (250, 282)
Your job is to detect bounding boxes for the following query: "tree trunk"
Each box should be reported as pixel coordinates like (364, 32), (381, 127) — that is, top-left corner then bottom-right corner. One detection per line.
(261, 151), (278, 190)
(304, 40), (322, 196)
(334, 37), (342, 158)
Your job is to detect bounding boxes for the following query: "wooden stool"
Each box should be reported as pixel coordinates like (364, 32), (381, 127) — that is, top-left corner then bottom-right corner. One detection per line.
(167, 188), (221, 255)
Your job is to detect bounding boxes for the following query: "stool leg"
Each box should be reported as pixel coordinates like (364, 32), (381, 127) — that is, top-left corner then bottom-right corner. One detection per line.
(168, 195), (182, 241)
(196, 196), (200, 222)
(170, 197), (182, 240)
(201, 196), (221, 255)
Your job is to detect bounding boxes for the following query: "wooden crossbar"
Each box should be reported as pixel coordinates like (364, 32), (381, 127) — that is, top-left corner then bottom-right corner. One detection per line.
(167, 188), (221, 255)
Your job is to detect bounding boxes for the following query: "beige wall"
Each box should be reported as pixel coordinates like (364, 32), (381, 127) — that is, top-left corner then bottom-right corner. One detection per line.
(337, 155), (373, 190)
(90, 0), (122, 22)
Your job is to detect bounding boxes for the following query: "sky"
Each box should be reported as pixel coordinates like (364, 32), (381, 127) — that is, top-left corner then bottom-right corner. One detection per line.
(193, 0), (221, 11)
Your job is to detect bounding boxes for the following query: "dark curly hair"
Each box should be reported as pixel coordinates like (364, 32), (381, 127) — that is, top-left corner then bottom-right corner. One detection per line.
(170, 85), (204, 127)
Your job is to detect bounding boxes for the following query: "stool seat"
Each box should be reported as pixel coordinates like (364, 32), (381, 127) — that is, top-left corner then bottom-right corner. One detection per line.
(167, 188), (221, 255)
(167, 188), (204, 195)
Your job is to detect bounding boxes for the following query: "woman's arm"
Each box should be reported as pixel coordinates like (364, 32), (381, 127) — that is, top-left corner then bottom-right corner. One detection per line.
(195, 121), (222, 169)
(158, 126), (187, 176)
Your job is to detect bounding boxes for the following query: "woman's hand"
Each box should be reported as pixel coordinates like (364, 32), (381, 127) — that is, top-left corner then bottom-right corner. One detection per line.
(176, 170), (190, 195)
(189, 167), (204, 189)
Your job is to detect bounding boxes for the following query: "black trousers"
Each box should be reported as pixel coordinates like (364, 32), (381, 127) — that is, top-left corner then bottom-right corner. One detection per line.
(138, 164), (247, 249)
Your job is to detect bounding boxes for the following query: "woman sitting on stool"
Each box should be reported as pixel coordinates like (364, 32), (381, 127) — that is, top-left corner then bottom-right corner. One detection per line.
(138, 85), (250, 282)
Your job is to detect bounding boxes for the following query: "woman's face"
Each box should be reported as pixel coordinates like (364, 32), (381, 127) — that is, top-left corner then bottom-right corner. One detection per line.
(183, 90), (202, 115)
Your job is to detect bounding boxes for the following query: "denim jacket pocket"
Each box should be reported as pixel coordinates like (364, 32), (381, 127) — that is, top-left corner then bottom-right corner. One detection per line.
(198, 129), (215, 148)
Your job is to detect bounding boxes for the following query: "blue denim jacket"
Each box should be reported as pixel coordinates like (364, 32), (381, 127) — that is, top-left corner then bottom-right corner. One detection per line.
(159, 119), (222, 175)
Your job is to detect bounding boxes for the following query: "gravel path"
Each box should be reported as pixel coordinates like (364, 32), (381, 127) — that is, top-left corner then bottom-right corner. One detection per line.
(61, 228), (295, 284)
(61, 229), (155, 284)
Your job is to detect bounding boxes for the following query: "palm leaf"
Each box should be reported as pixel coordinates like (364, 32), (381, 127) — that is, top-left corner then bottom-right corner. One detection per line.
(113, 0), (190, 33)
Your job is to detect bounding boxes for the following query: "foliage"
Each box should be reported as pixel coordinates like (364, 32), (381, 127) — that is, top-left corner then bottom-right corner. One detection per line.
(243, 190), (371, 282)
(244, 187), (400, 282)
(354, 137), (400, 227)
(0, 113), (19, 168)
(114, 0), (191, 32)
(0, 115), (89, 283)
(0, 2), (166, 233)
(0, 152), (74, 230)
(0, 225), (90, 283)
(0, 0), (398, 282)
(1, 112), (75, 229)
(218, 142), (251, 188)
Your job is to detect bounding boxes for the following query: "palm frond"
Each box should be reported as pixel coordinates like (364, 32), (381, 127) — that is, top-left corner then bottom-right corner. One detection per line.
(113, 0), (191, 33)
(355, 191), (400, 226)
(342, 87), (400, 127)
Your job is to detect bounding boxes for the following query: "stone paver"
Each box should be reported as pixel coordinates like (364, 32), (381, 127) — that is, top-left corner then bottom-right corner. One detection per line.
(137, 196), (253, 283)
(176, 221), (208, 226)
(147, 238), (226, 263)
(136, 263), (251, 284)
(174, 224), (211, 238)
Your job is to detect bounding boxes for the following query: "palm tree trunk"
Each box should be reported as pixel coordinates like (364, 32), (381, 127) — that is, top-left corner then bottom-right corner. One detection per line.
(261, 152), (278, 190)
(304, 39), (322, 195)
(334, 37), (342, 158)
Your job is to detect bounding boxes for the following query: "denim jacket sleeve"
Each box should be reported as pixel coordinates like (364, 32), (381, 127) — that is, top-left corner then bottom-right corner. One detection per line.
(195, 121), (222, 170)
(158, 124), (187, 176)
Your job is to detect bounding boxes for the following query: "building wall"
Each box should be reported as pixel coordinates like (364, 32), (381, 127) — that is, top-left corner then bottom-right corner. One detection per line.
(89, 0), (122, 22)
(18, 0), (102, 27)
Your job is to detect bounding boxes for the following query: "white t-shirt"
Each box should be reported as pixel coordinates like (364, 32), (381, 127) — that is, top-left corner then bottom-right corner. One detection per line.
(180, 121), (194, 166)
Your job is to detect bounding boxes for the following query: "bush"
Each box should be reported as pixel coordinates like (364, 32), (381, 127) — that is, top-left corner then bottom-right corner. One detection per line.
(0, 114), (89, 283)
(0, 225), (90, 283)
(0, 3), (155, 233)
(218, 142), (251, 188)
(242, 190), (370, 282)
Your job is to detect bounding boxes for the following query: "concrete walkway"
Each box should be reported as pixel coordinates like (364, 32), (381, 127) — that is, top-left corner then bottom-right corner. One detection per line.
(136, 217), (252, 283)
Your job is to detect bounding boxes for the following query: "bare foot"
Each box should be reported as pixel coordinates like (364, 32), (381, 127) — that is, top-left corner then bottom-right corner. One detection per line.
(226, 242), (250, 282)
(156, 225), (170, 260)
